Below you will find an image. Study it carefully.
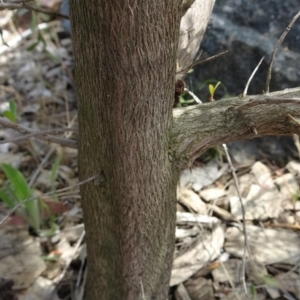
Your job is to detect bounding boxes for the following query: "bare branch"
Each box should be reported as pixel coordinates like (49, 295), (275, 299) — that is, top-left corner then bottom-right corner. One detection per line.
(0, 117), (77, 148)
(171, 87), (300, 169)
(0, 1), (69, 19)
(177, 50), (228, 78)
(222, 143), (248, 293)
(178, 50), (228, 76)
(184, 87), (202, 104)
(0, 127), (77, 144)
(265, 10), (300, 94)
(243, 57), (264, 97)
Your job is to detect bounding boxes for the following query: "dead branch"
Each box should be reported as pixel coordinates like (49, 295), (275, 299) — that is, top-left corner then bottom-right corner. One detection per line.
(0, 127), (77, 144)
(0, 1), (69, 19)
(222, 143), (248, 293)
(265, 10), (300, 93)
(243, 57), (264, 97)
(0, 117), (77, 148)
(171, 86), (300, 169)
(177, 50), (228, 78)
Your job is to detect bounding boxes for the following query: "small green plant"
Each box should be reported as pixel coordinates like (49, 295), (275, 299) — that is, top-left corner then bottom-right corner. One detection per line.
(249, 275), (279, 299)
(208, 81), (221, 101)
(250, 284), (257, 300)
(179, 94), (195, 106)
(0, 163), (63, 236)
(3, 100), (17, 122)
(0, 163), (40, 231)
(26, 11), (59, 63)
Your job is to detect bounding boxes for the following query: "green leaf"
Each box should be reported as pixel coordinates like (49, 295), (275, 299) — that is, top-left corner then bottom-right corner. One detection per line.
(214, 81), (221, 92)
(30, 11), (38, 32)
(250, 284), (257, 300)
(260, 275), (279, 287)
(208, 84), (214, 96)
(39, 217), (59, 238)
(9, 100), (17, 119)
(3, 111), (16, 122)
(1, 164), (32, 201)
(26, 41), (39, 51)
(40, 13), (50, 22)
(1, 164), (40, 231)
(37, 31), (46, 49)
(0, 189), (15, 208)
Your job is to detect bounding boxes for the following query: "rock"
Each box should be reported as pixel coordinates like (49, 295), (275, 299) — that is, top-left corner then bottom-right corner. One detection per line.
(226, 137), (298, 166)
(60, 0), (71, 36)
(192, 0), (300, 98)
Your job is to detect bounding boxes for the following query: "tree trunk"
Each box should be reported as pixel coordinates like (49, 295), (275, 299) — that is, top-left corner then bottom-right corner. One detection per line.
(70, 1), (182, 299)
(68, 0), (300, 299)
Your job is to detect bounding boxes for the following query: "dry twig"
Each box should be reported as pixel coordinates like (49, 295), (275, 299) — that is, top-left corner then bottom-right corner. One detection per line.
(177, 50), (228, 77)
(0, 1), (69, 19)
(265, 10), (300, 93)
(222, 143), (249, 294)
(243, 57), (264, 97)
(0, 127), (77, 144)
(0, 117), (77, 148)
(184, 87), (202, 104)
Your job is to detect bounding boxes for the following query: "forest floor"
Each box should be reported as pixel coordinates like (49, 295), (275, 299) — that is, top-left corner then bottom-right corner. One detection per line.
(0, 5), (300, 300)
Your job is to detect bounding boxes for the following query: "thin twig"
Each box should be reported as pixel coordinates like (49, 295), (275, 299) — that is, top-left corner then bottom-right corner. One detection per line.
(177, 50), (228, 75)
(0, 127), (77, 144)
(243, 57), (264, 97)
(219, 260), (242, 300)
(28, 146), (55, 187)
(0, 117), (77, 148)
(0, 2), (69, 19)
(184, 87), (202, 104)
(55, 230), (86, 284)
(222, 143), (249, 294)
(265, 10), (300, 94)
(288, 114), (300, 126)
(0, 173), (100, 225)
(140, 279), (147, 300)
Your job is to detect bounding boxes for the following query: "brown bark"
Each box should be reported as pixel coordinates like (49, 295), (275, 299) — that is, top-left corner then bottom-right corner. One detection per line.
(70, 1), (182, 299)
(68, 0), (300, 299)
(171, 87), (300, 169)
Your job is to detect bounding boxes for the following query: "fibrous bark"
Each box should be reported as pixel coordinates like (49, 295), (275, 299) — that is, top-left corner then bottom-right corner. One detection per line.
(69, 0), (300, 299)
(70, 1), (182, 299)
(171, 87), (300, 169)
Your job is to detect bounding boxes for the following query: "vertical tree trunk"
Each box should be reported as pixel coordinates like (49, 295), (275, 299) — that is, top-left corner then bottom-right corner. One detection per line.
(70, 1), (182, 299)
